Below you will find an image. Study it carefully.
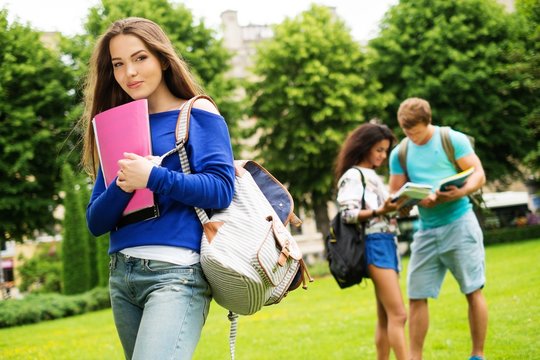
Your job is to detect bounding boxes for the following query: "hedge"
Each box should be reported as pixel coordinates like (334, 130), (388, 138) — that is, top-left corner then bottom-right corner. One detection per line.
(0, 287), (110, 328)
(483, 224), (540, 245)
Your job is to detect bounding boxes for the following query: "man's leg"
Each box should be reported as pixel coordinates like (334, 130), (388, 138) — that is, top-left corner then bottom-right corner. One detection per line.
(409, 298), (429, 360)
(466, 289), (488, 358)
(442, 211), (487, 358)
(407, 227), (444, 360)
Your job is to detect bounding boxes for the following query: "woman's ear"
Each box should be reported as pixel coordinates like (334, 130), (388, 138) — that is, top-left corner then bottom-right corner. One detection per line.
(161, 60), (169, 71)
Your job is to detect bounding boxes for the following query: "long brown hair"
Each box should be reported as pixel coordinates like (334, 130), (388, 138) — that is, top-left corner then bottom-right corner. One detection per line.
(334, 123), (396, 182)
(79, 17), (204, 178)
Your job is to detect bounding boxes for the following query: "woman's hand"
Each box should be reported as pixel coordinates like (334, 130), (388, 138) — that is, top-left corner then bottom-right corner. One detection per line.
(116, 152), (155, 193)
(397, 205), (413, 217)
(377, 197), (401, 216)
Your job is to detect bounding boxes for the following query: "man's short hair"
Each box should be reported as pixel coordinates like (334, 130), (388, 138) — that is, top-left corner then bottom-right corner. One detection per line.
(397, 98), (432, 129)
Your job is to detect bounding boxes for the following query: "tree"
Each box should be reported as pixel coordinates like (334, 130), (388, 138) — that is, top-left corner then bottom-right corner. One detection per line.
(78, 179), (99, 289)
(246, 5), (389, 234)
(63, 0), (243, 153)
(514, 0), (540, 177)
(78, 178), (110, 288)
(0, 10), (78, 243)
(369, 0), (535, 184)
(61, 164), (91, 295)
(95, 233), (110, 288)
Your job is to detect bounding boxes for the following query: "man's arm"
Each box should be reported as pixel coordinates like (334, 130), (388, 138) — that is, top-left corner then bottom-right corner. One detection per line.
(455, 153), (486, 194)
(389, 173), (408, 194)
(436, 153), (486, 203)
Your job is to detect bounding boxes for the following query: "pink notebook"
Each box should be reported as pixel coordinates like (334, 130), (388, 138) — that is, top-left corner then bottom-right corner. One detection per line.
(93, 99), (155, 216)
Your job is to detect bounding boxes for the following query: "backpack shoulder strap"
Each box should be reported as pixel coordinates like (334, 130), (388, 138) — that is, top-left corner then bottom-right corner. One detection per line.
(174, 95), (218, 225)
(351, 167), (368, 232)
(440, 126), (460, 171)
(175, 95), (218, 145)
(156, 95), (218, 164)
(397, 137), (409, 180)
(352, 167), (367, 210)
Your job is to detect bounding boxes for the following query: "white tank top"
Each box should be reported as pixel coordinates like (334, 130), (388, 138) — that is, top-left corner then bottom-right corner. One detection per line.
(120, 246), (200, 265)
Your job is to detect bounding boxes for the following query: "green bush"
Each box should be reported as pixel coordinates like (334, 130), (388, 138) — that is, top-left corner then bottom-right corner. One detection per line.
(0, 287), (110, 328)
(17, 242), (62, 294)
(484, 225), (540, 245)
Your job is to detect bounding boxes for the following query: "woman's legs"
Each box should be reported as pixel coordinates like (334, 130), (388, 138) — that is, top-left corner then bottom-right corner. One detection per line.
(374, 297), (390, 360)
(110, 254), (211, 360)
(369, 264), (408, 360)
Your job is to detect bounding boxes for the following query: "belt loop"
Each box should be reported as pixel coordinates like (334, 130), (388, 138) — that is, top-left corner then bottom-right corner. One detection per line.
(143, 259), (148, 270)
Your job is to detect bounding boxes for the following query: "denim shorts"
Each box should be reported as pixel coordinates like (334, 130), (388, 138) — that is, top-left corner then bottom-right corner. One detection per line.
(407, 210), (485, 299)
(365, 232), (400, 274)
(109, 253), (211, 360)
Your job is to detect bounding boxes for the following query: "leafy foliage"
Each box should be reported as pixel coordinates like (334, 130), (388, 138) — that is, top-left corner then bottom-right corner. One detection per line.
(78, 181), (99, 288)
(247, 5), (388, 231)
(369, 0), (535, 183)
(0, 10), (78, 242)
(61, 164), (90, 295)
(17, 242), (62, 293)
(514, 0), (540, 176)
(95, 233), (110, 288)
(0, 287), (110, 328)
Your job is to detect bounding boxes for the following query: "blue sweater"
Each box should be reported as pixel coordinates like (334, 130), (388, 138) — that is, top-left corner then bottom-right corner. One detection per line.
(87, 108), (235, 254)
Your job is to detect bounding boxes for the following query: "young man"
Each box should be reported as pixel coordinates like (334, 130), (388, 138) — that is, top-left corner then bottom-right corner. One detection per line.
(388, 98), (488, 360)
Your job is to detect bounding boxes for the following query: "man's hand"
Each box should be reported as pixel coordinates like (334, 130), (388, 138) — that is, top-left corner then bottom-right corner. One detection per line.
(436, 185), (467, 204)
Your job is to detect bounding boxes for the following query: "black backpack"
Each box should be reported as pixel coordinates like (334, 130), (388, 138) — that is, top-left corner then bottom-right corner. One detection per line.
(325, 167), (368, 289)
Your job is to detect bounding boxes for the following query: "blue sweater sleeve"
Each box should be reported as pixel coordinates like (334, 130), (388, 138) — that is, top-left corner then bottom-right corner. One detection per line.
(86, 169), (133, 236)
(147, 109), (235, 209)
(86, 108), (235, 238)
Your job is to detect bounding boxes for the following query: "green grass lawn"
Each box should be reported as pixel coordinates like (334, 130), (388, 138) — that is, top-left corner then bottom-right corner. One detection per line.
(1, 239), (539, 359)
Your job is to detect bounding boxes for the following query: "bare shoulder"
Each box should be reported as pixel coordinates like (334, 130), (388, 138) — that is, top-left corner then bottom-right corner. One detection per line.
(192, 98), (220, 115)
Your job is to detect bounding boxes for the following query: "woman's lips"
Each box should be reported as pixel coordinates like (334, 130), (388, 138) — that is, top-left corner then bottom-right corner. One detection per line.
(127, 81), (143, 89)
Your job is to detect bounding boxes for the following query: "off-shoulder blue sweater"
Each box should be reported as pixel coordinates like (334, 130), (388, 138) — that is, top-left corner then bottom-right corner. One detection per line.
(86, 108), (235, 254)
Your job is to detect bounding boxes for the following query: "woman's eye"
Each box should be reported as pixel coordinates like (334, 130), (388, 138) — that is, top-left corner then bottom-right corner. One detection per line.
(136, 55), (147, 62)
(112, 62), (122, 68)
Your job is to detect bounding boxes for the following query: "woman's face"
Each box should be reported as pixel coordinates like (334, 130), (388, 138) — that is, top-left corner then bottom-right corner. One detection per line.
(366, 139), (390, 169)
(109, 34), (168, 105)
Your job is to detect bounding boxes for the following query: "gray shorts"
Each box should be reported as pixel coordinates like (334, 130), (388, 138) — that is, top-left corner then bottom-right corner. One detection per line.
(407, 210), (485, 299)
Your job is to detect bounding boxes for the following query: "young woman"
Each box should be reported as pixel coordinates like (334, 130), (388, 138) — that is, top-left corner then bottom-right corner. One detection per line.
(334, 123), (408, 360)
(80, 18), (235, 359)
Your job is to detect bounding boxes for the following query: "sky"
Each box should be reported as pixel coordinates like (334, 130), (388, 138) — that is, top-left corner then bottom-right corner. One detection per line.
(0, 0), (398, 42)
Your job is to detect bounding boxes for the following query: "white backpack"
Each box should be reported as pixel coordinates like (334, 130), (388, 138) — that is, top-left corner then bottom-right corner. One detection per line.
(170, 96), (313, 358)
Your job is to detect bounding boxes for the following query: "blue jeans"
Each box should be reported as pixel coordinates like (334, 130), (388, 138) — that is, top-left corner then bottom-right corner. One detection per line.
(109, 253), (211, 360)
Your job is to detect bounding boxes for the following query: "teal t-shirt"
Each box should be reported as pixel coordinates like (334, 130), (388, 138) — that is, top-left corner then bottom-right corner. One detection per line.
(389, 126), (474, 229)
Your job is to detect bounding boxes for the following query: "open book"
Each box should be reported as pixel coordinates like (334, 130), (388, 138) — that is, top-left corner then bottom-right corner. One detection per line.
(391, 182), (433, 208)
(93, 99), (156, 216)
(439, 167), (474, 191)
